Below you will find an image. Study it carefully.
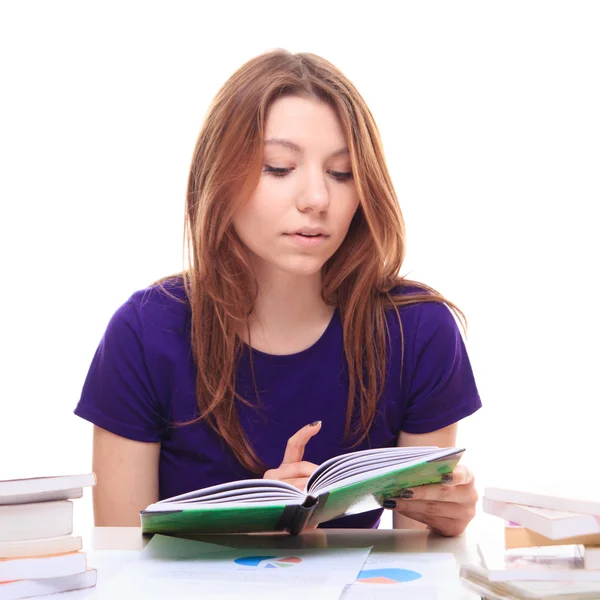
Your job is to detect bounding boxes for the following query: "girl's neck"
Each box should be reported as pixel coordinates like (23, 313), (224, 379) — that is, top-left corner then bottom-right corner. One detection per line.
(243, 264), (334, 355)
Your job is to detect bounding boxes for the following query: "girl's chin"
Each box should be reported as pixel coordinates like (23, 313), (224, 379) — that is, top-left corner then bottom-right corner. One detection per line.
(246, 251), (329, 277)
(272, 258), (327, 277)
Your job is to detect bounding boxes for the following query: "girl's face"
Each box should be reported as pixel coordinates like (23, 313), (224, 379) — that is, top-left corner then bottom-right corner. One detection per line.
(232, 96), (360, 278)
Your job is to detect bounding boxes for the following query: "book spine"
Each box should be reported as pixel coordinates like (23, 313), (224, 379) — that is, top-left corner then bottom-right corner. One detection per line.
(287, 496), (320, 535)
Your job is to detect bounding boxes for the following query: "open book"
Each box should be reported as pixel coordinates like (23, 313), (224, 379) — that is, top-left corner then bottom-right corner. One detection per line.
(141, 446), (463, 535)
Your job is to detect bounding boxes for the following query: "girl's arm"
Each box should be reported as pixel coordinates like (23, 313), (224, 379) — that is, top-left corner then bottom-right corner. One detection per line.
(92, 425), (160, 526)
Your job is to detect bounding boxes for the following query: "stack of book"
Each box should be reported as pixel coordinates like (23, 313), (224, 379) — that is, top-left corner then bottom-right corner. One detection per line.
(461, 485), (600, 600)
(0, 474), (97, 600)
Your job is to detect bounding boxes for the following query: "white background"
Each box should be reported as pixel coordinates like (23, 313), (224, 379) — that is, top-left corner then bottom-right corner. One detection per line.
(1, 1), (598, 531)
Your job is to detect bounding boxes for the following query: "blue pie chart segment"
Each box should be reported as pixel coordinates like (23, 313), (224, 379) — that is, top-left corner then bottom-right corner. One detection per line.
(234, 555), (277, 567)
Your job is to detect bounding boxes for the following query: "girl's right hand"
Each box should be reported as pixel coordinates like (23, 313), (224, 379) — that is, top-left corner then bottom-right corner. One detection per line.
(263, 421), (322, 491)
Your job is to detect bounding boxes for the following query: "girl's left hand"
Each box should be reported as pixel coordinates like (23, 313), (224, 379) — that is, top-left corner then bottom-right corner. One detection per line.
(384, 465), (478, 537)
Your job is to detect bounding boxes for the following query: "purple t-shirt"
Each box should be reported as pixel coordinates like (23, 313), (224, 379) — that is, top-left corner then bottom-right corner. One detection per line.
(74, 279), (481, 528)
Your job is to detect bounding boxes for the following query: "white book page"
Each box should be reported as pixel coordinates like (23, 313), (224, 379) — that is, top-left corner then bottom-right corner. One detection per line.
(305, 446), (443, 492)
(155, 479), (303, 506)
(310, 448), (462, 496)
(144, 499), (306, 512)
(173, 486), (301, 504)
(316, 453), (434, 489)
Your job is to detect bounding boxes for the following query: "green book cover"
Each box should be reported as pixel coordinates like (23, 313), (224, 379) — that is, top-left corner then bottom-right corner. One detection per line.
(141, 504), (291, 535)
(141, 446), (463, 535)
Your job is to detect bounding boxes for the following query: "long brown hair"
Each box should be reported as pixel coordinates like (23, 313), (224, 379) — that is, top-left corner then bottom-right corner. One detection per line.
(164, 49), (464, 473)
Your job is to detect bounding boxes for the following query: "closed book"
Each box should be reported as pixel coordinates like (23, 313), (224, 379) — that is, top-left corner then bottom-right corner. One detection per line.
(477, 542), (600, 582)
(0, 568), (96, 600)
(484, 485), (600, 516)
(0, 501), (73, 543)
(0, 474), (95, 506)
(584, 546), (600, 570)
(504, 523), (600, 550)
(0, 536), (82, 559)
(0, 551), (86, 583)
(483, 497), (600, 540)
(460, 562), (600, 599)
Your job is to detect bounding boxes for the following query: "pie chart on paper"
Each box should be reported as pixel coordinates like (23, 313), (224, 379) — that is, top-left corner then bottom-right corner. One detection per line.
(234, 555), (303, 568)
(356, 568), (423, 583)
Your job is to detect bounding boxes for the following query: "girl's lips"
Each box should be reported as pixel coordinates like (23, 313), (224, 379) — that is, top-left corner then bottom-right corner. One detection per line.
(284, 233), (329, 247)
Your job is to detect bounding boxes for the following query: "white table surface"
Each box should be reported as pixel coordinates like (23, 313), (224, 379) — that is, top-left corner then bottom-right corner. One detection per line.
(69, 516), (504, 599)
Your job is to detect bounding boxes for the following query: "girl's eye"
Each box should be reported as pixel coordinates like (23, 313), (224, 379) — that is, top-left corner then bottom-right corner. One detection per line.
(263, 166), (353, 182)
(264, 166), (292, 177)
(330, 171), (353, 182)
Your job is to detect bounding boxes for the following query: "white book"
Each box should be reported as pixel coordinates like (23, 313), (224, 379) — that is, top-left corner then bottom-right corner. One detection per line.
(477, 542), (600, 582)
(0, 535), (82, 559)
(484, 485), (600, 516)
(460, 562), (600, 599)
(0, 500), (73, 543)
(0, 551), (87, 583)
(483, 497), (600, 540)
(0, 569), (96, 600)
(584, 546), (600, 570)
(0, 474), (95, 506)
(504, 522), (600, 550)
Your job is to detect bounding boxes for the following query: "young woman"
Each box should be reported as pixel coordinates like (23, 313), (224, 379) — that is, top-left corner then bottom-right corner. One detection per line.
(75, 49), (481, 536)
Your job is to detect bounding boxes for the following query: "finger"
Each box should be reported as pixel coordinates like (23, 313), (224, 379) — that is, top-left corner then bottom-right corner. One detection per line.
(391, 473), (476, 503)
(390, 484), (476, 505)
(425, 516), (469, 537)
(389, 482), (456, 502)
(440, 465), (474, 487)
(264, 461), (319, 480)
(391, 508), (470, 536)
(286, 478), (311, 491)
(428, 518), (469, 537)
(389, 500), (467, 520)
(281, 421), (322, 465)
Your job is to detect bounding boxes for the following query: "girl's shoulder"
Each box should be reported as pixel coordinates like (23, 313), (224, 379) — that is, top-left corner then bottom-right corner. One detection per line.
(108, 275), (191, 340)
(128, 274), (190, 315)
(133, 274), (189, 305)
(381, 281), (462, 342)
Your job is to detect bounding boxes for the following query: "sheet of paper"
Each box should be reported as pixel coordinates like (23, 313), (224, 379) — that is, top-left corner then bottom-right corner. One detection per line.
(51, 537), (235, 599)
(340, 552), (464, 600)
(87, 550), (143, 584)
(48, 550), (145, 599)
(89, 536), (372, 599)
(142, 534), (234, 558)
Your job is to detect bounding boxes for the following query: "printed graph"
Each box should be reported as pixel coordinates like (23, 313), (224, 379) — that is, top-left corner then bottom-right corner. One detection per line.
(234, 555), (303, 569)
(356, 568), (423, 584)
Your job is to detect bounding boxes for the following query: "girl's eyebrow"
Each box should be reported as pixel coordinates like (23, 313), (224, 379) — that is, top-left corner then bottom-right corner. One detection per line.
(265, 138), (349, 158)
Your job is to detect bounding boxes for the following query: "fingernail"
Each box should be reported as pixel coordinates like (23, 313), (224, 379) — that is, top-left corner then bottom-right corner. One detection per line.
(383, 499), (396, 509)
(441, 474), (454, 484)
(309, 421), (321, 427)
(400, 489), (414, 499)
